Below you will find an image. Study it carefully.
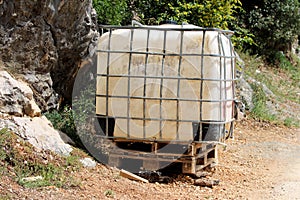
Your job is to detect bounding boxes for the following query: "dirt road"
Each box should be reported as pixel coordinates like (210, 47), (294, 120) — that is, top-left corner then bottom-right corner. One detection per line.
(1, 120), (300, 199)
(270, 128), (300, 199)
(215, 120), (300, 199)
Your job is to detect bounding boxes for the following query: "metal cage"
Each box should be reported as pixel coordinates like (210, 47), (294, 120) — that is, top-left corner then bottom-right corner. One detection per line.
(96, 24), (236, 144)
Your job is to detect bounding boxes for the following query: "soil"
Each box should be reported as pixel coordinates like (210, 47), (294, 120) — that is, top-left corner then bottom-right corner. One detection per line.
(1, 119), (300, 200)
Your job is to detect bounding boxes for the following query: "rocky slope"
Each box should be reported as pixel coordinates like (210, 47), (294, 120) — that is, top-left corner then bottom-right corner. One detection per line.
(0, 0), (98, 109)
(0, 0), (98, 156)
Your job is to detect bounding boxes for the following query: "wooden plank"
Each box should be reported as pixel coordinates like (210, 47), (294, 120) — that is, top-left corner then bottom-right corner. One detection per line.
(120, 169), (149, 183)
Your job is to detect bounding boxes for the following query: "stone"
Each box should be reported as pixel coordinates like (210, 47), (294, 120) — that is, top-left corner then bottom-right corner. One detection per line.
(236, 77), (254, 111)
(22, 72), (59, 111)
(0, 71), (41, 117)
(21, 176), (43, 182)
(0, 116), (73, 156)
(0, 0), (99, 102)
(80, 157), (97, 168)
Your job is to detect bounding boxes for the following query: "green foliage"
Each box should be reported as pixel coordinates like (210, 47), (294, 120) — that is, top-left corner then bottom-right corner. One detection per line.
(72, 84), (96, 130)
(0, 128), (82, 188)
(129, 0), (171, 25)
(275, 52), (300, 84)
(93, 0), (131, 25)
(130, 0), (243, 29)
(71, 82), (110, 160)
(245, 0), (300, 60)
(0, 128), (10, 175)
(93, 0), (255, 49)
(44, 106), (82, 147)
(230, 20), (256, 51)
(240, 51), (299, 126)
(161, 0), (242, 29)
(283, 117), (299, 127)
(250, 83), (277, 122)
(104, 189), (115, 198)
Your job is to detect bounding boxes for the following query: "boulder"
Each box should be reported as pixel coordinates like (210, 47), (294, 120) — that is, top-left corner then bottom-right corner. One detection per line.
(80, 157), (97, 168)
(0, 71), (41, 117)
(236, 77), (254, 111)
(0, 116), (73, 156)
(22, 72), (59, 111)
(0, 0), (99, 102)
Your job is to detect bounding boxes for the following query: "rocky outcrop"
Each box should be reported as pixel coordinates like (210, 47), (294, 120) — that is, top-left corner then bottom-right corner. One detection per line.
(22, 72), (59, 111)
(0, 70), (71, 155)
(0, 71), (41, 117)
(0, 0), (99, 104)
(236, 77), (254, 112)
(0, 116), (72, 156)
(0, 0), (98, 158)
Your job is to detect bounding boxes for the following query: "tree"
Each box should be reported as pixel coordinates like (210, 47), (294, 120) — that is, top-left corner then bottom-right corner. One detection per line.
(93, 0), (131, 25)
(93, 0), (254, 49)
(243, 0), (300, 61)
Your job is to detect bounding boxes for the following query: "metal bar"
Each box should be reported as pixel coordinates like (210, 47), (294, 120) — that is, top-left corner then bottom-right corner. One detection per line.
(96, 94), (235, 102)
(230, 35), (236, 121)
(220, 33), (227, 123)
(218, 32), (223, 124)
(143, 29), (150, 139)
(229, 34), (236, 139)
(176, 30), (184, 140)
(96, 115), (235, 124)
(99, 25), (234, 35)
(97, 73), (239, 82)
(105, 29), (112, 137)
(159, 30), (167, 139)
(127, 29), (134, 138)
(96, 50), (235, 58)
(199, 31), (206, 122)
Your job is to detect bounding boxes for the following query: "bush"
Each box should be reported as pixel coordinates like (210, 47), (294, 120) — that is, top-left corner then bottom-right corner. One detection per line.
(250, 83), (277, 122)
(44, 106), (82, 147)
(93, 0), (131, 25)
(160, 0), (242, 29)
(245, 0), (300, 60)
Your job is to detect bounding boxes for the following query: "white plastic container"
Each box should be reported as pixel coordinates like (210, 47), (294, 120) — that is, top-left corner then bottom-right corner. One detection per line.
(96, 24), (235, 141)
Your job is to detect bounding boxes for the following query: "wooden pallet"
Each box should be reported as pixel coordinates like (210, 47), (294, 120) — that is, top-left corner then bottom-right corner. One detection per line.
(107, 140), (217, 174)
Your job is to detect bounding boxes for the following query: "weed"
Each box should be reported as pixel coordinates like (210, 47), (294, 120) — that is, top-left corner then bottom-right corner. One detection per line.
(45, 106), (83, 147)
(0, 128), (83, 189)
(283, 117), (299, 128)
(104, 189), (115, 198)
(250, 83), (277, 122)
(238, 51), (299, 126)
(0, 194), (12, 200)
(276, 52), (300, 84)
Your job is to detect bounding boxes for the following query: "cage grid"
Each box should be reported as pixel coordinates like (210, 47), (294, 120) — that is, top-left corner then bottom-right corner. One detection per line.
(96, 25), (236, 142)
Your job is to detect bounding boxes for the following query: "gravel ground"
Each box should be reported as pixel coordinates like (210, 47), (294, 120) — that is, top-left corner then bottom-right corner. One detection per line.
(1, 120), (299, 200)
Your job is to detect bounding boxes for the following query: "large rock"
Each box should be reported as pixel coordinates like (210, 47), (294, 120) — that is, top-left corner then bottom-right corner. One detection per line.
(0, 71), (41, 117)
(236, 77), (254, 111)
(0, 116), (72, 156)
(0, 0), (99, 102)
(22, 72), (59, 111)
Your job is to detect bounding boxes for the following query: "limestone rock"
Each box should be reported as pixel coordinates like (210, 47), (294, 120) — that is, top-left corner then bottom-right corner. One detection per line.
(236, 77), (254, 111)
(22, 73), (59, 111)
(80, 157), (97, 168)
(0, 71), (41, 117)
(0, 116), (73, 156)
(0, 0), (99, 102)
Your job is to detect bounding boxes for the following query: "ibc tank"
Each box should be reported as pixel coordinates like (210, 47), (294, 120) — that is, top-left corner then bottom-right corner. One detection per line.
(96, 24), (236, 141)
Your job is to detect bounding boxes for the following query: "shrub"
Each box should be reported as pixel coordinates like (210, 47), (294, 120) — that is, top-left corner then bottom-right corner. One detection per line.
(93, 0), (131, 25)
(245, 0), (300, 60)
(44, 106), (81, 147)
(250, 83), (277, 122)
